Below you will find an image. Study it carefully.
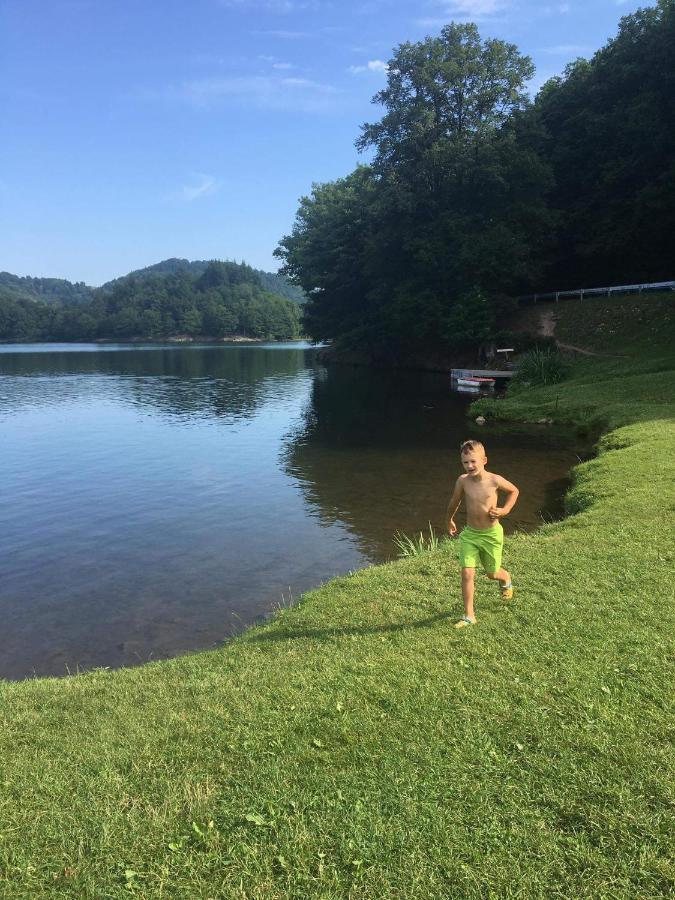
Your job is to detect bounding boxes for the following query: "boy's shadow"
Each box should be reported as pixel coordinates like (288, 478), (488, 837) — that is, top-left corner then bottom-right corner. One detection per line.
(239, 610), (454, 645)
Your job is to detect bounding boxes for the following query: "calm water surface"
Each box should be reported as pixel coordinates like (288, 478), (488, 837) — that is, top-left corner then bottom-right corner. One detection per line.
(1, 343), (581, 679)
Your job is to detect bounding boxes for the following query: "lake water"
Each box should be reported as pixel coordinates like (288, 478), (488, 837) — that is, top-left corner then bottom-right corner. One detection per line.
(1, 343), (581, 679)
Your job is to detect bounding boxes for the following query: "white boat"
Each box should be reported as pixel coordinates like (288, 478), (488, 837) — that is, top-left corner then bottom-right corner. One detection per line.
(456, 376), (496, 389)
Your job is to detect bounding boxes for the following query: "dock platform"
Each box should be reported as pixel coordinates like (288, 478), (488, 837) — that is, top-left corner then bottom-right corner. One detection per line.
(451, 368), (514, 379)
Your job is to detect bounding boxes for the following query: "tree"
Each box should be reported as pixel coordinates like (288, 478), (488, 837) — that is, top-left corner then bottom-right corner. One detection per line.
(277, 23), (550, 357)
(535, 0), (675, 286)
(275, 166), (380, 347)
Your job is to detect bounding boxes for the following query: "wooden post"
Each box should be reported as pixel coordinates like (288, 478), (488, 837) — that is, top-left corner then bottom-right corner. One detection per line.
(555, 292), (559, 303)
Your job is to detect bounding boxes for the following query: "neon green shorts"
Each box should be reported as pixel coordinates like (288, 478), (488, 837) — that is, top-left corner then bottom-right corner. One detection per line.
(459, 523), (504, 574)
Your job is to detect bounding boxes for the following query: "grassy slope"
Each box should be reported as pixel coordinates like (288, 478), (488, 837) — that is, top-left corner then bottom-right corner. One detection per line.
(474, 292), (675, 433)
(1, 296), (674, 899)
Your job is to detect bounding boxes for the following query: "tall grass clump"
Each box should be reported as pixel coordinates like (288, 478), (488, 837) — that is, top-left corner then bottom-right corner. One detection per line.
(514, 347), (569, 386)
(393, 523), (445, 557)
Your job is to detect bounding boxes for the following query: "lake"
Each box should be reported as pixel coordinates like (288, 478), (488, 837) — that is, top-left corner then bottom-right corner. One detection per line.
(0, 343), (581, 679)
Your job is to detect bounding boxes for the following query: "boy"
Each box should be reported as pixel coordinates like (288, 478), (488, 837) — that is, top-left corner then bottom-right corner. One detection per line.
(447, 439), (519, 628)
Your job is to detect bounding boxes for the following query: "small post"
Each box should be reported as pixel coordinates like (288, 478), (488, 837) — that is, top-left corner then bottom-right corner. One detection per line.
(580, 289), (584, 301)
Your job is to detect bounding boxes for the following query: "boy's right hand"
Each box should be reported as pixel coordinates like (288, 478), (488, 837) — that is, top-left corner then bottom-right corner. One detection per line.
(448, 519), (458, 536)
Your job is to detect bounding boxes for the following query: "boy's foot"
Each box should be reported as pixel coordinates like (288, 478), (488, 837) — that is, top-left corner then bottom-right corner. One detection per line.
(454, 616), (477, 629)
(500, 583), (513, 600)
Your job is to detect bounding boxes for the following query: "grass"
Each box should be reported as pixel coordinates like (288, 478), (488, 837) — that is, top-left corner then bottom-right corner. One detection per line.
(473, 292), (675, 435)
(512, 348), (570, 387)
(393, 523), (446, 557)
(1, 294), (674, 898)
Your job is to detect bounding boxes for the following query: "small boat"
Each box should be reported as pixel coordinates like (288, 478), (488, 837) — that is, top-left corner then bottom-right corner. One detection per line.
(456, 376), (496, 389)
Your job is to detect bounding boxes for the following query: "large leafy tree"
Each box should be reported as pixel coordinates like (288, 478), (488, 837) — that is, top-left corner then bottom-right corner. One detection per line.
(535, 0), (675, 287)
(277, 23), (551, 357)
(275, 166), (382, 347)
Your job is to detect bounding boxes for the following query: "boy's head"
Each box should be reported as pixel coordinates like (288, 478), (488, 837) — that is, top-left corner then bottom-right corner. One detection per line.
(460, 439), (487, 476)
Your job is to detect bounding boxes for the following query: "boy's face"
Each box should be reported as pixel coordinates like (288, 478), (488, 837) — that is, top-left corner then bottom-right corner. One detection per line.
(461, 449), (487, 476)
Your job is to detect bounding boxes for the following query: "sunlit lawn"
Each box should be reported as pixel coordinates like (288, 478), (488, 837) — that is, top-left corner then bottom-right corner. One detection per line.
(1, 293), (674, 898)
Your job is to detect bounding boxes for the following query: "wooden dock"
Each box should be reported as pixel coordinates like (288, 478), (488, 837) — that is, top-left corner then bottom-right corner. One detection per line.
(451, 368), (514, 379)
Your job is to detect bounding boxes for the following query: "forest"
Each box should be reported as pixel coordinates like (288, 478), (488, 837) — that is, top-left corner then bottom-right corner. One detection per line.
(276, 1), (674, 362)
(0, 261), (303, 342)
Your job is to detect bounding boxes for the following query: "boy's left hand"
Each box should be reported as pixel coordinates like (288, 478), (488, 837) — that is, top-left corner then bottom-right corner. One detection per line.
(488, 506), (506, 520)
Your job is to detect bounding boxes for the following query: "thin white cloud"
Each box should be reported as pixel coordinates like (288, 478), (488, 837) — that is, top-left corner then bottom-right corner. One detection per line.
(540, 43), (591, 54)
(218, 0), (321, 10)
(434, 0), (504, 17)
(559, 2), (570, 11)
(348, 59), (388, 74)
(147, 74), (341, 113)
(177, 174), (221, 202)
(251, 29), (311, 38)
(272, 61), (297, 69)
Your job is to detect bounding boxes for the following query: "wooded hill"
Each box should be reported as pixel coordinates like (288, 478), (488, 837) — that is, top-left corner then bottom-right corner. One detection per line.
(276, 0), (675, 363)
(0, 260), (305, 342)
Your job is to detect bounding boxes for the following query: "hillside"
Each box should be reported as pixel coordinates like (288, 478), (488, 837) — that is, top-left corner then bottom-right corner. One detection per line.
(0, 259), (305, 310)
(101, 258), (306, 305)
(0, 260), (303, 343)
(0, 272), (94, 306)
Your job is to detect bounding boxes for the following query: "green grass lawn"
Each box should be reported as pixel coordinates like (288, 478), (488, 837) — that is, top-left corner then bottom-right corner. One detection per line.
(1, 295), (674, 898)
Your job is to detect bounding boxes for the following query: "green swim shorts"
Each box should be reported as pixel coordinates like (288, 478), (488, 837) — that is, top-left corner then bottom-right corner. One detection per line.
(459, 523), (504, 574)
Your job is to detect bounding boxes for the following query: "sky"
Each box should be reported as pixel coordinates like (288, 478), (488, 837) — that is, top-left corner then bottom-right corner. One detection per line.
(1, 0), (651, 285)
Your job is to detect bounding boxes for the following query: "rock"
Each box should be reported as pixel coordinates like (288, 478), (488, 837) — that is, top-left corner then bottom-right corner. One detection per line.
(537, 418), (549, 424)
(475, 415), (486, 425)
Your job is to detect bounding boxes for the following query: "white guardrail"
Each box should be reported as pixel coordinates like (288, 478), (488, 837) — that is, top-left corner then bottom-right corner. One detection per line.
(520, 280), (675, 304)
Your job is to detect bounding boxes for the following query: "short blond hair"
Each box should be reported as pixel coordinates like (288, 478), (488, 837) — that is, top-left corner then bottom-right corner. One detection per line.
(460, 439), (485, 455)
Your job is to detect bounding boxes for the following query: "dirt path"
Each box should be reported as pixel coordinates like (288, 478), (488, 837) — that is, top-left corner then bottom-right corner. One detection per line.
(536, 308), (603, 355)
(556, 341), (601, 356)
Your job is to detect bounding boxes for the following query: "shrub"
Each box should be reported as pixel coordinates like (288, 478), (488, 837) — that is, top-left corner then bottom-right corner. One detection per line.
(514, 348), (570, 386)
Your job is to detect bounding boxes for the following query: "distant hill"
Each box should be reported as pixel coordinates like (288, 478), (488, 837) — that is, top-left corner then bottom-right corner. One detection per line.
(102, 258), (306, 304)
(0, 259), (303, 343)
(0, 259), (305, 309)
(0, 272), (94, 306)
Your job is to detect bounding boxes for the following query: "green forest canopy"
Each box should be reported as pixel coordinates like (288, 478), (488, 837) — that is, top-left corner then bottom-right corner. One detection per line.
(0, 260), (305, 342)
(276, 2), (675, 361)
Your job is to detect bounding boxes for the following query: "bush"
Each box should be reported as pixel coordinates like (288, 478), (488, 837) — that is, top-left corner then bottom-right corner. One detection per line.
(514, 348), (570, 385)
(393, 524), (446, 558)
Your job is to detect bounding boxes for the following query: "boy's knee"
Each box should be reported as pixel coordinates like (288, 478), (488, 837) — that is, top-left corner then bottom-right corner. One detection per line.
(461, 567), (475, 581)
(485, 571), (499, 580)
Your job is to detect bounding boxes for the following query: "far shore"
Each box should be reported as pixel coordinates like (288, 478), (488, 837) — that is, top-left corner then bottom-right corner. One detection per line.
(0, 335), (312, 346)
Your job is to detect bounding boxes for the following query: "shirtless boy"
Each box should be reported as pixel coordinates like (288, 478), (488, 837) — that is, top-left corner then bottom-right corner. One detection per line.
(447, 439), (519, 629)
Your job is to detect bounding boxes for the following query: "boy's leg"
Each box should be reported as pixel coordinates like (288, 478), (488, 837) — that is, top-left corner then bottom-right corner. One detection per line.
(486, 568), (511, 587)
(460, 567), (476, 620)
(486, 568), (513, 598)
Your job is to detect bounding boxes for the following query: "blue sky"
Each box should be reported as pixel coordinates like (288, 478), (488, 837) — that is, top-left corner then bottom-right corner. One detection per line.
(1, 0), (649, 285)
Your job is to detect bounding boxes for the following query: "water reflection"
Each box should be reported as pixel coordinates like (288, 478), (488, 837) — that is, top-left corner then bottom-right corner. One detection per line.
(0, 345), (317, 423)
(282, 366), (581, 559)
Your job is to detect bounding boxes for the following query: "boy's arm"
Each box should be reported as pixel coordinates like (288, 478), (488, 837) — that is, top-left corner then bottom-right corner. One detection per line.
(447, 476), (464, 536)
(488, 475), (519, 521)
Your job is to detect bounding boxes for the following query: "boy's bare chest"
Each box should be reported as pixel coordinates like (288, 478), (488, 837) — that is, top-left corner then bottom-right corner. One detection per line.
(464, 479), (498, 506)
